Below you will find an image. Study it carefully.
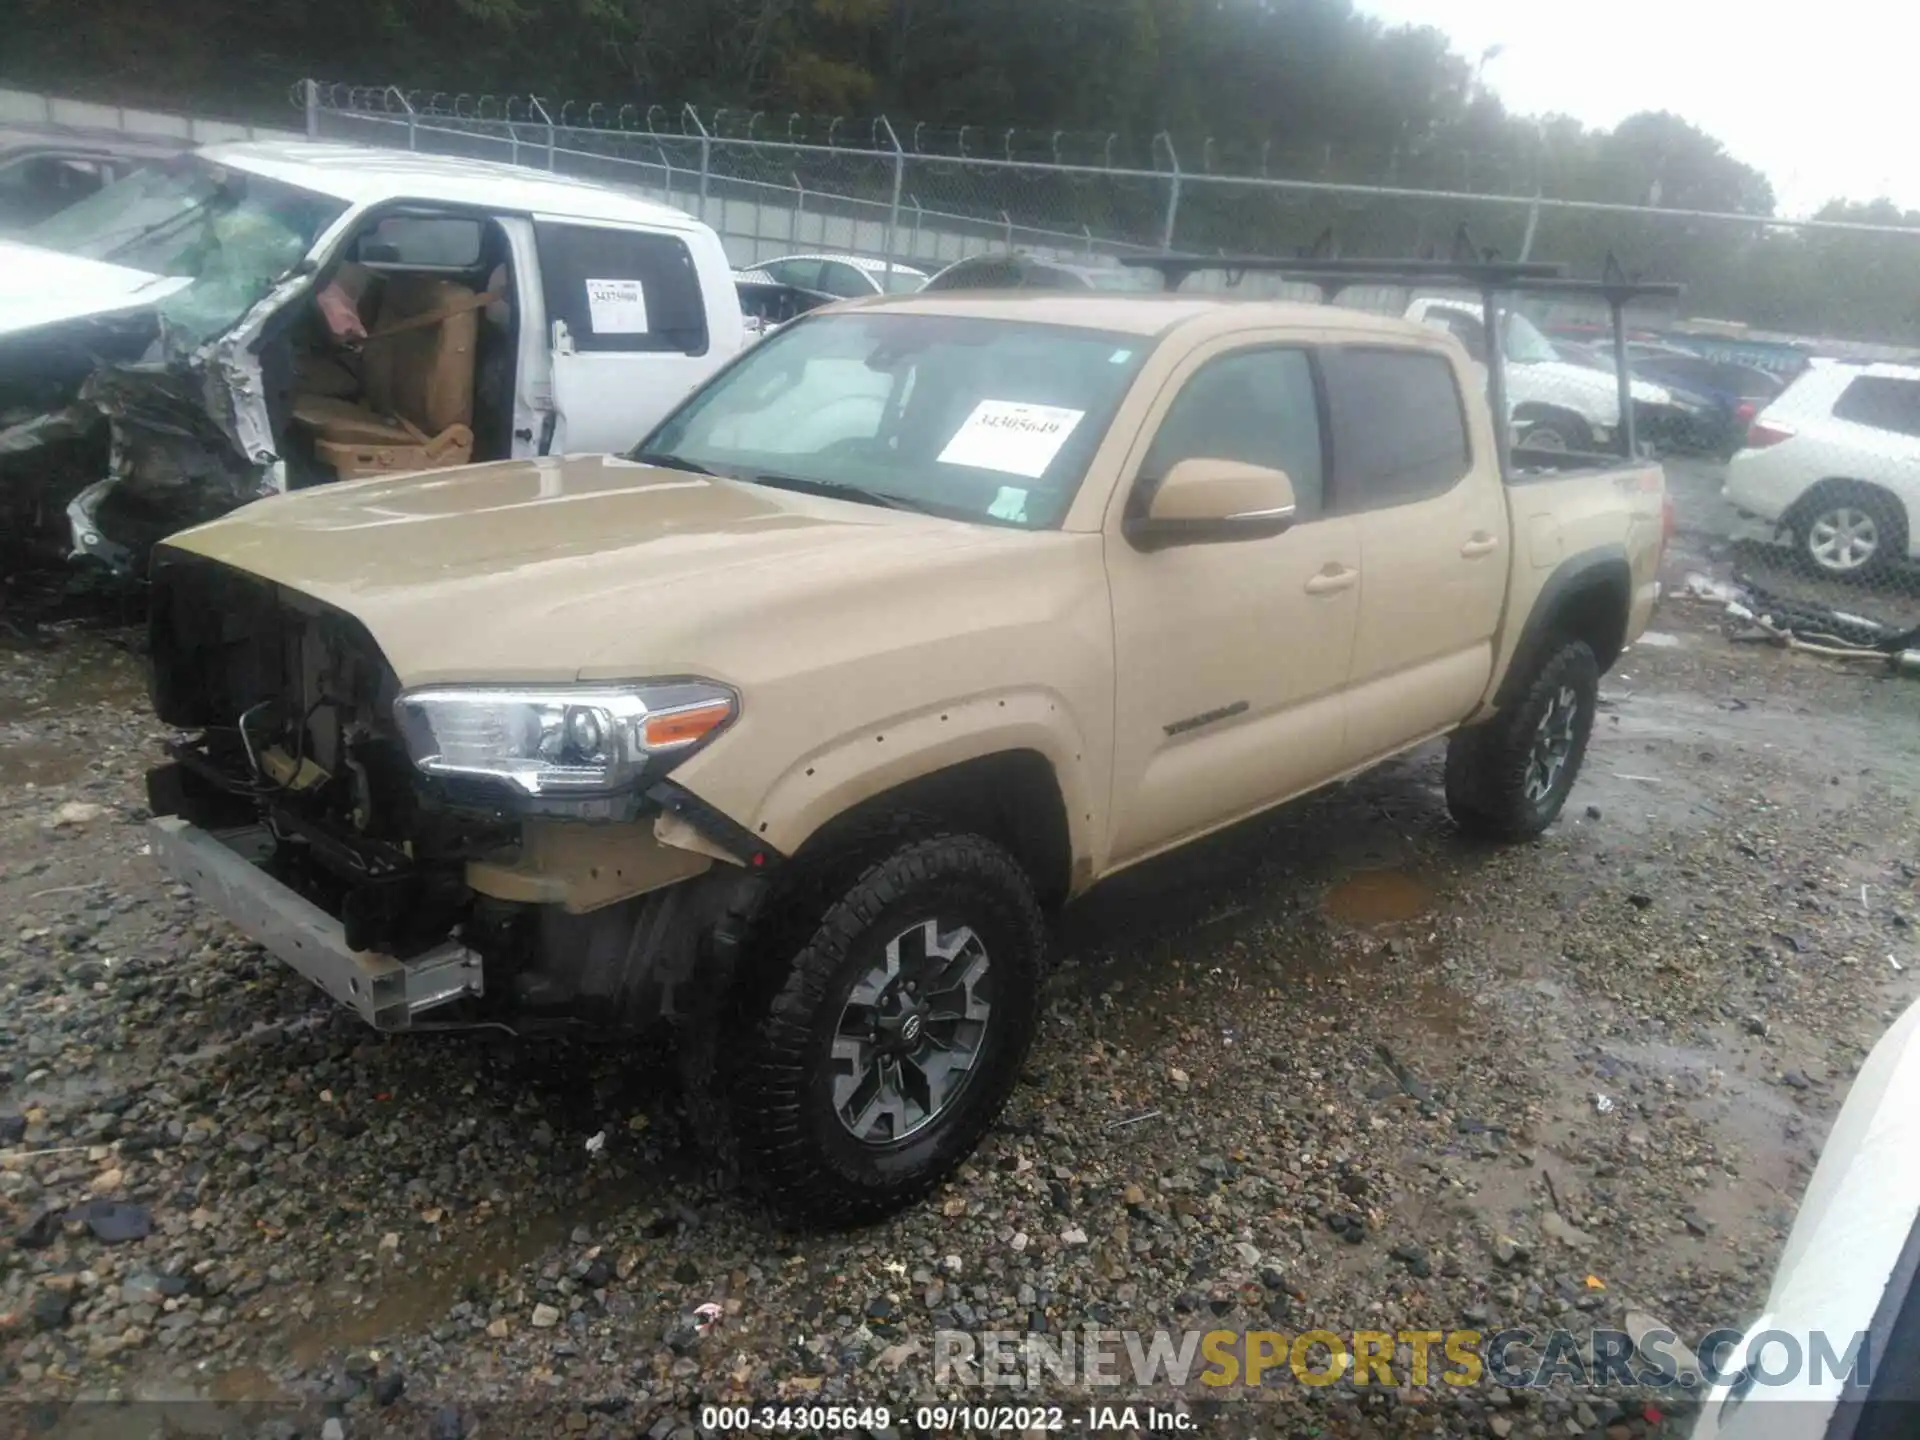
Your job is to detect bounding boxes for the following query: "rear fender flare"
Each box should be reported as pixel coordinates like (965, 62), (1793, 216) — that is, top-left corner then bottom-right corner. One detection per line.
(1490, 545), (1632, 710)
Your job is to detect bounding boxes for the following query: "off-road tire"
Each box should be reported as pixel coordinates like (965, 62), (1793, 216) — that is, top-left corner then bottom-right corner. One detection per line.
(1445, 638), (1599, 841)
(696, 832), (1045, 1229)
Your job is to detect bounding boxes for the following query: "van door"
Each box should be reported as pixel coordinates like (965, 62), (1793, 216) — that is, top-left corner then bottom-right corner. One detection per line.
(532, 216), (728, 455)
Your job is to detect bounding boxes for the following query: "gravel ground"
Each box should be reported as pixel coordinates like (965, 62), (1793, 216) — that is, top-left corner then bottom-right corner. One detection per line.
(5, 479), (1920, 1439)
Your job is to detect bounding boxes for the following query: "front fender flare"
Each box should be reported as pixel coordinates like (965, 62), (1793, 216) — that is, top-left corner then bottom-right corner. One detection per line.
(719, 689), (1098, 872)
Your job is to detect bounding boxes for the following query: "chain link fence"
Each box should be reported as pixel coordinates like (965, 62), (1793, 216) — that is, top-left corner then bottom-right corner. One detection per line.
(299, 82), (1920, 653)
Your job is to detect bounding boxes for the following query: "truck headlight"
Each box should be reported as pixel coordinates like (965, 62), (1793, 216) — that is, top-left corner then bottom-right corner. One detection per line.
(393, 682), (736, 796)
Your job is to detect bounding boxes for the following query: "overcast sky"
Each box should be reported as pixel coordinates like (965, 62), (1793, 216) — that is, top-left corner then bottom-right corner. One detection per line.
(1357, 0), (1915, 217)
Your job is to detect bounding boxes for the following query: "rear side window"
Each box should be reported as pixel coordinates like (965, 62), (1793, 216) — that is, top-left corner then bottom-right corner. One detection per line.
(1831, 376), (1920, 438)
(1321, 347), (1471, 511)
(1140, 348), (1325, 520)
(534, 220), (708, 355)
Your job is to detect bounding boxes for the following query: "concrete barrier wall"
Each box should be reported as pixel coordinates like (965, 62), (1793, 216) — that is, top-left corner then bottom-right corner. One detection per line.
(0, 86), (305, 148)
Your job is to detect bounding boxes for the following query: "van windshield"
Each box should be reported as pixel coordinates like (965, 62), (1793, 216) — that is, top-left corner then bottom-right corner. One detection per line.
(636, 311), (1150, 528)
(25, 155), (347, 347)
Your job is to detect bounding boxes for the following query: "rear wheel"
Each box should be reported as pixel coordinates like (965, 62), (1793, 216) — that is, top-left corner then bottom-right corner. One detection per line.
(1446, 639), (1599, 841)
(702, 832), (1044, 1228)
(1797, 486), (1904, 581)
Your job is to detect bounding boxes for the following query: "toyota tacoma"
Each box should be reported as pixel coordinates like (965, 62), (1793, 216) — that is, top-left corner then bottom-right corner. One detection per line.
(144, 254), (1673, 1226)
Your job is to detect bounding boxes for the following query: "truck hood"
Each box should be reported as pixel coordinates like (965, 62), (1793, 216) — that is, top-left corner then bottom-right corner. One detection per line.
(0, 240), (191, 339)
(158, 453), (1081, 686)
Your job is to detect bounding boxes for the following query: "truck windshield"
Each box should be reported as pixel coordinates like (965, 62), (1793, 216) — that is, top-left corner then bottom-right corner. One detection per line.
(24, 155), (347, 348)
(637, 312), (1151, 528)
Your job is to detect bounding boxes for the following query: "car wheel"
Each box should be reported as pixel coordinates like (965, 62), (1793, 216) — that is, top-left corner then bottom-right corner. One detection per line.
(1799, 488), (1904, 581)
(1445, 638), (1599, 841)
(711, 832), (1044, 1228)
(1518, 414), (1588, 453)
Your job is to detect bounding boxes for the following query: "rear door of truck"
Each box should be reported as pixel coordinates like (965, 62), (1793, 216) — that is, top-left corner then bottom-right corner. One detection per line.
(1329, 337), (1512, 766)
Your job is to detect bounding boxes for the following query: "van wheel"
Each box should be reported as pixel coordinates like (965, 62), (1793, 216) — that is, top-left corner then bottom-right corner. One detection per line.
(1445, 639), (1599, 841)
(709, 833), (1044, 1228)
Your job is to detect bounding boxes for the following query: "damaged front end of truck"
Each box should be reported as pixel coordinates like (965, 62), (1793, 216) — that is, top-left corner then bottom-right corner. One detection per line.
(144, 548), (775, 1034)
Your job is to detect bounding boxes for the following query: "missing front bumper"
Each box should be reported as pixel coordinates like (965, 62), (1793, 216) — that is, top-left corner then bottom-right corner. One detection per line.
(147, 816), (483, 1030)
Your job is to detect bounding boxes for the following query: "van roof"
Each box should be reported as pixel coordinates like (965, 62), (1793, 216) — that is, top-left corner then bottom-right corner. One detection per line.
(201, 141), (705, 231)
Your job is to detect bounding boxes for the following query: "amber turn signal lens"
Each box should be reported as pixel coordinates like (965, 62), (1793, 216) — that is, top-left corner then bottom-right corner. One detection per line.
(642, 699), (733, 750)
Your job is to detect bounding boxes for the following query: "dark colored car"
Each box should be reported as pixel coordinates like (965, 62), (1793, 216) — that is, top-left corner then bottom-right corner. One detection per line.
(1628, 352), (1784, 457)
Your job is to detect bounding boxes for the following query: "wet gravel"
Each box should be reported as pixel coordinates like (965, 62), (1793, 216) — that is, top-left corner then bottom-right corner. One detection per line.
(4, 565), (1920, 1438)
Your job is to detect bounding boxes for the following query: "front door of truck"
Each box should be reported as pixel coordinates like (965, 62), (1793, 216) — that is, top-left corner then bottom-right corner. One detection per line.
(1320, 342), (1508, 762)
(1104, 340), (1361, 869)
(533, 216), (718, 455)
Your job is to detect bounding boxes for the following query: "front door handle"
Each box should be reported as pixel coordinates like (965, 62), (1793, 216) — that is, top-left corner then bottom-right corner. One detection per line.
(1304, 565), (1359, 596)
(1460, 533), (1501, 558)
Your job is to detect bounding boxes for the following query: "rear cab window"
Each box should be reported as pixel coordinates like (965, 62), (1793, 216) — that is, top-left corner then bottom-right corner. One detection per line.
(1320, 347), (1472, 511)
(534, 219), (709, 356)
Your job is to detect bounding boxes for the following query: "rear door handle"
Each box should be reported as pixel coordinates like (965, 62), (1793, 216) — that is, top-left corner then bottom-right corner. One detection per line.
(1460, 533), (1500, 558)
(1304, 565), (1359, 596)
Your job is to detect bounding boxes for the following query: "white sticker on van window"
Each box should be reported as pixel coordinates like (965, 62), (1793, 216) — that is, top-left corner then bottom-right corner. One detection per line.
(937, 400), (1085, 479)
(987, 486), (1029, 522)
(585, 278), (650, 334)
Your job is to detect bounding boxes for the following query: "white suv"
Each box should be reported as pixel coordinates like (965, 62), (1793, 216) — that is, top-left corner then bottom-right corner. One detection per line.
(1724, 361), (1920, 580)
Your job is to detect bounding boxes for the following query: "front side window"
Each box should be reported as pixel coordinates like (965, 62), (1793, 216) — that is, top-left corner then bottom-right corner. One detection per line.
(1138, 348), (1325, 520)
(24, 155), (347, 348)
(1321, 347), (1472, 512)
(638, 311), (1150, 528)
(1831, 376), (1920, 438)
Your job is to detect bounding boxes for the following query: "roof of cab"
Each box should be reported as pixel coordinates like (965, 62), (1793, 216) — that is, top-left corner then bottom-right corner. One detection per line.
(199, 141), (705, 230)
(837, 289), (1442, 341)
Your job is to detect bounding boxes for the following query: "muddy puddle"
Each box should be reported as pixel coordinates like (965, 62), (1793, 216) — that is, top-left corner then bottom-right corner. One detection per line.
(276, 1159), (693, 1370)
(1323, 869), (1435, 928)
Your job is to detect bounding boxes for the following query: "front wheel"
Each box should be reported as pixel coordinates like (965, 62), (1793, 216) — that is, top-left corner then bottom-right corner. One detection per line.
(714, 833), (1044, 1228)
(1445, 638), (1599, 841)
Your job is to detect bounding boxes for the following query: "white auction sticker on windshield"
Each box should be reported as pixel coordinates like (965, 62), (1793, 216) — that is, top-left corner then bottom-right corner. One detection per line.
(585, 278), (650, 334)
(937, 400), (1085, 479)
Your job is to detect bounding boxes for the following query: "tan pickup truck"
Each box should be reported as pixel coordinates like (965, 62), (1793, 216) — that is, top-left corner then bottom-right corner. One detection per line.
(143, 256), (1671, 1226)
